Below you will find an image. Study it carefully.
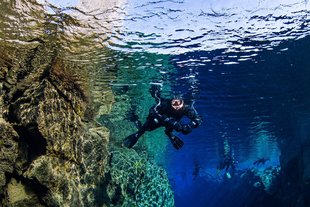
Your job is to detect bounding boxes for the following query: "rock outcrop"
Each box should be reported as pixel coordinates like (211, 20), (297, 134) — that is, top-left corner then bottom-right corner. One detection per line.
(106, 146), (174, 207)
(0, 43), (111, 206)
(275, 110), (310, 207)
(0, 118), (19, 195)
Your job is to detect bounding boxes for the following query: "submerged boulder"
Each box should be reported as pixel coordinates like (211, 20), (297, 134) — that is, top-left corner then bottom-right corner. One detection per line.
(106, 146), (175, 207)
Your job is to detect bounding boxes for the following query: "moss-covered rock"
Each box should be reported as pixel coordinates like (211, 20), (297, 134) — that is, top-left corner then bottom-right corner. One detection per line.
(0, 118), (19, 194)
(6, 178), (44, 207)
(106, 146), (174, 207)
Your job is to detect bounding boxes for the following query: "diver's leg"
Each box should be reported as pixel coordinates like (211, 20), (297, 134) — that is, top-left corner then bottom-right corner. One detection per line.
(164, 128), (173, 138)
(122, 123), (148, 148)
(122, 119), (160, 148)
(165, 128), (184, 150)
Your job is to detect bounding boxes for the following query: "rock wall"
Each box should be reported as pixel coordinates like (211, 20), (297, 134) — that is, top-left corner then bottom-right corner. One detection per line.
(0, 43), (110, 206)
(0, 37), (175, 207)
(0, 1), (175, 206)
(275, 110), (310, 207)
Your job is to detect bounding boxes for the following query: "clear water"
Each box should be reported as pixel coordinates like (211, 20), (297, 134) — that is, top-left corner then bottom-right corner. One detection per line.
(1, 0), (310, 206)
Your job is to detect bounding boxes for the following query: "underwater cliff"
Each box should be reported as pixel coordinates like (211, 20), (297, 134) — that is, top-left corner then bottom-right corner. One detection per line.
(1, 0), (310, 207)
(0, 43), (174, 206)
(0, 0), (174, 206)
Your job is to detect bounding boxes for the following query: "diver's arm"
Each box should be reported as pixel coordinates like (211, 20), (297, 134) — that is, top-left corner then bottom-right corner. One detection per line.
(185, 107), (203, 128)
(180, 107), (202, 135)
(149, 106), (182, 131)
(149, 99), (169, 122)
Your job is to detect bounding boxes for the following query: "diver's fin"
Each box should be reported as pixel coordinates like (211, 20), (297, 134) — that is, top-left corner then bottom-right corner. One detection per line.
(122, 133), (140, 148)
(226, 172), (232, 179)
(170, 136), (184, 150)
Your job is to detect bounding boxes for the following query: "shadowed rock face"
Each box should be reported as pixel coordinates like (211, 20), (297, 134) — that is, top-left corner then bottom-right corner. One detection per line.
(0, 42), (110, 206)
(0, 118), (19, 192)
(275, 110), (310, 207)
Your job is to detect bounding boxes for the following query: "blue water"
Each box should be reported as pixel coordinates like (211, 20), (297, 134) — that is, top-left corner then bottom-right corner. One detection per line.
(110, 1), (310, 206)
(164, 37), (310, 206)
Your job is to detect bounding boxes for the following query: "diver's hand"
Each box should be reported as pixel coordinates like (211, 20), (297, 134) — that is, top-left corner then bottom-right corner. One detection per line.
(189, 117), (203, 128)
(163, 117), (182, 132)
(173, 122), (182, 132)
(150, 109), (166, 123)
(182, 124), (192, 135)
(153, 114), (167, 124)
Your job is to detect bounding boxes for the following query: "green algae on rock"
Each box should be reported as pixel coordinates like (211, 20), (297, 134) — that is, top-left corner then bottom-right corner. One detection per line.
(106, 146), (175, 207)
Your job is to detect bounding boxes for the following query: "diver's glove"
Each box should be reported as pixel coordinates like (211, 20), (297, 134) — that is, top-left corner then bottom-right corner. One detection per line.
(189, 121), (199, 128)
(150, 108), (165, 124)
(163, 117), (182, 132)
(181, 124), (192, 135)
(173, 122), (182, 132)
(189, 117), (202, 128)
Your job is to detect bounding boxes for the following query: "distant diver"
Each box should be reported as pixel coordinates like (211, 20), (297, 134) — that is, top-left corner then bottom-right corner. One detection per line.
(192, 159), (201, 180)
(217, 154), (237, 172)
(253, 158), (270, 166)
(122, 84), (202, 150)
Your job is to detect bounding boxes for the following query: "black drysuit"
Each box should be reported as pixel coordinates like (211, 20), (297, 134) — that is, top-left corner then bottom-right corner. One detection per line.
(122, 98), (202, 149)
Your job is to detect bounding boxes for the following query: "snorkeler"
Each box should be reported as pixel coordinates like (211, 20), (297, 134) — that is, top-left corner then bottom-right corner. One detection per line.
(122, 85), (202, 150)
(253, 158), (270, 166)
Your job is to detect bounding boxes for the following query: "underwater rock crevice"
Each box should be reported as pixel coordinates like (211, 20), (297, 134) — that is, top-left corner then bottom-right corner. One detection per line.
(3, 171), (49, 207)
(101, 171), (123, 206)
(12, 124), (47, 163)
(45, 77), (82, 117)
